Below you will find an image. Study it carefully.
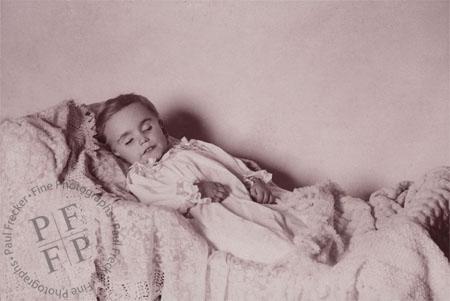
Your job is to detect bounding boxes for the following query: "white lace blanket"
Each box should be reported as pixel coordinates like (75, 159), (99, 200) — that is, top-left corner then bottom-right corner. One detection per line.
(1, 100), (449, 300)
(0, 101), (207, 300)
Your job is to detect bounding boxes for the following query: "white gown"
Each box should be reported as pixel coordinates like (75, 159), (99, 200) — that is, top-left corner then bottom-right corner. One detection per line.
(126, 137), (306, 264)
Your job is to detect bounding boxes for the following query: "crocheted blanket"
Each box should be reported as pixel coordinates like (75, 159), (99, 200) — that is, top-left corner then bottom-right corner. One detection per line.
(1, 100), (449, 300)
(0, 101), (207, 300)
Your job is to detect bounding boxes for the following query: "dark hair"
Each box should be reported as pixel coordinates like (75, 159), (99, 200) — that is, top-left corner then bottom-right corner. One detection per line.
(95, 93), (160, 147)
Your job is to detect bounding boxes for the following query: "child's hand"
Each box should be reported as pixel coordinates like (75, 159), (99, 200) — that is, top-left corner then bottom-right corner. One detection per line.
(195, 181), (229, 203)
(249, 178), (276, 204)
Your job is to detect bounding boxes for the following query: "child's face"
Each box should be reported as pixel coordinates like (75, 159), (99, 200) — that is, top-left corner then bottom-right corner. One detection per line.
(103, 102), (169, 165)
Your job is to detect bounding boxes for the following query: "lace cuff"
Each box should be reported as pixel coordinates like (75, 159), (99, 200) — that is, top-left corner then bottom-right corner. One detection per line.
(176, 181), (211, 213)
(243, 170), (273, 188)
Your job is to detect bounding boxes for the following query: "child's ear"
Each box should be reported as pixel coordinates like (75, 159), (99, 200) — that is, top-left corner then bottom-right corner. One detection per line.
(110, 148), (121, 157)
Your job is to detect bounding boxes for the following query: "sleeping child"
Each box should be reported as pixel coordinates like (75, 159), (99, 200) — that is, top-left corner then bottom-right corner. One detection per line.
(95, 93), (449, 265)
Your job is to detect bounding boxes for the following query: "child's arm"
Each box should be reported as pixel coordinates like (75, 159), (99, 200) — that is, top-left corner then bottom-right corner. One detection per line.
(126, 168), (228, 215)
(188, 139), (277, 203)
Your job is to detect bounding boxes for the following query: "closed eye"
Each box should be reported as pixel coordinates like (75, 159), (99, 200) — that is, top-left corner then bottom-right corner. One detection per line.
(142, 123), (152, 131)
(125, 138), (134, 145)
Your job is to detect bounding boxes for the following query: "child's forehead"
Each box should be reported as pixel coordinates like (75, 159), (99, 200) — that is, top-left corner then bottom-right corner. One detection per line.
(105, 103), (156, 137)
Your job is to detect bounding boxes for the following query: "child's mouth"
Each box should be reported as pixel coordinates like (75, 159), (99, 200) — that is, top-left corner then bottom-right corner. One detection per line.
(143, 145), (156, 155)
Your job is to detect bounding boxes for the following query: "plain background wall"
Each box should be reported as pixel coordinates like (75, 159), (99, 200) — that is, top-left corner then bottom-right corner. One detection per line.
(1, 1), (449, 198)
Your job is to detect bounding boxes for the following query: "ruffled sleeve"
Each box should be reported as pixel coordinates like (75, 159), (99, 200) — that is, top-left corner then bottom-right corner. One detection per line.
(126, 162), (211, 215)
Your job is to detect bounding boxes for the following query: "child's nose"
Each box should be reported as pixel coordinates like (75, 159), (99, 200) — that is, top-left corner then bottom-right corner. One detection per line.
(139, 135), (149, 145)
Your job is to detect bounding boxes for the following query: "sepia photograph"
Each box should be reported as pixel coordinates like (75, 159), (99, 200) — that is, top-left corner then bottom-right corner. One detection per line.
(1, 1), (449, 300)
